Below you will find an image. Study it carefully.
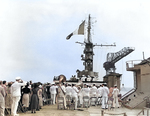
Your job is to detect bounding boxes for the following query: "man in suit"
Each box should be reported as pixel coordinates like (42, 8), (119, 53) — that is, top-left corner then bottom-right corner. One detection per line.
(0, 81), (5, 116)
(11, 77), (26, 116)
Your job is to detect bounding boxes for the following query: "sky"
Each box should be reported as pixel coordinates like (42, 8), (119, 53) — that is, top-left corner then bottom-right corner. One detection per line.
(0, 0), (150, 87)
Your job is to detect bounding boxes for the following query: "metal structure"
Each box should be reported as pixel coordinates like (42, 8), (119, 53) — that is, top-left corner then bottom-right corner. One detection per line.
(76, 15), (115, 79)
(103, 47), (134, 74)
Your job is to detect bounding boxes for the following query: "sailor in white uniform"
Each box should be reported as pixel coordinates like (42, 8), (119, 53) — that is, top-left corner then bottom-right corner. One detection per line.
(112, 85), (120, 108)
(71, 84), (79, 110)
(11, 77), (26, 116)
(101, 84), (109, 109)
(50, 83), (58, 105)
(65, 84), (72, 97)
(90, 84), (97, 97)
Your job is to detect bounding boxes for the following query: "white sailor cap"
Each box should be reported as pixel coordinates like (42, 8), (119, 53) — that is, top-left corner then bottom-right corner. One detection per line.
(39, 85), (42, 88)
(15, 76), (21, 80)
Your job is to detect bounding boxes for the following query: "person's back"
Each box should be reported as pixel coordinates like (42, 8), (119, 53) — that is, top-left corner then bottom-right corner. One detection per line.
(97, 86), (103, 97)
(82, 87), (90, 97)
(11, 77), (26, 116)
(30, 85), (39, 113)
(72, 85), (79, 97)
(102, 86), (109, 97)
(50, 84), (57, 105)
(71, 84), (79, 110)
(50, 85), (57, 94)
(11, 81), (26, 97)
(101, 84), (109, 109)
(112, 88), (119, 97)
(65, 85), (72, 96)
(90, 84), (97, 97)
(112, 85), (120, 108)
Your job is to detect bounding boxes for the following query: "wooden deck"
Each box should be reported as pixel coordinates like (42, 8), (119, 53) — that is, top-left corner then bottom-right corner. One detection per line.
(11, 104), (147, 116)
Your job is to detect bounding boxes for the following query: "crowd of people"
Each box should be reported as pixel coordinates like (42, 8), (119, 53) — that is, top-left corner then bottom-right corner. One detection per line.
(0, 77), (121, 116)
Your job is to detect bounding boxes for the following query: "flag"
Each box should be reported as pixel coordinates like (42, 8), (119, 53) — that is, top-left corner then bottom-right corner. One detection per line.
(66, 20), (85, 40)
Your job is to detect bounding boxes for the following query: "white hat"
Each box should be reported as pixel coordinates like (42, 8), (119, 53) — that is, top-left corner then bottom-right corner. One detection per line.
(39, 85), (42, 88)
(51, 82), (55, 84)
(15, 76), (21, 80)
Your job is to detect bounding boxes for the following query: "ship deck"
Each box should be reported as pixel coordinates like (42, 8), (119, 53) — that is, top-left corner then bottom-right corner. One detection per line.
(17, 105), (148, 116)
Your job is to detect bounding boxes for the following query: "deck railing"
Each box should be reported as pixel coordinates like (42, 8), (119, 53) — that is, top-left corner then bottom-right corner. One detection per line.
(126, 60), (142, 69)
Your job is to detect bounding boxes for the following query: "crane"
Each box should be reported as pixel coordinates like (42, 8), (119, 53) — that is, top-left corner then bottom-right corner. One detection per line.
(103, 47), (135, 74)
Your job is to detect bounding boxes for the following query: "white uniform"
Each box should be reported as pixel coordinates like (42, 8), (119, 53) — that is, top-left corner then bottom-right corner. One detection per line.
(101, 86), (109, 109)
(50, 85), (58, 104)
(82, 88), (90, 97)
(65, 86), (72, 97)
(11, 81), (26, 116)
(97, 87), (103, 97)
(112, 87), (120, 108)
(90, 86), (97, 97)
(78, 88), (83, 105)
(71, 86), (79, 109)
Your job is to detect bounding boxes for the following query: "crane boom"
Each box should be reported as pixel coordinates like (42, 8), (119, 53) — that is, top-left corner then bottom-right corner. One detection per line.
(103, 47), (134, 74)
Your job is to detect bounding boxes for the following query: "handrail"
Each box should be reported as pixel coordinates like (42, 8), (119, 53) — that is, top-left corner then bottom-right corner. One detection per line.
(121, 88), (136, 100)
(131, 93), (150, 109)
(126, 60), (142, 69)
(137, 107), (150, 116)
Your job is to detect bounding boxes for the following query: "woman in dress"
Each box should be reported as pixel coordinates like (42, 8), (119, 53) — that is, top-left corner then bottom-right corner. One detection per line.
(38, 85), (43, 109)
(5, 82), (12, 109)
(30, 83), (39, 113)
(22, 83), (30, 112)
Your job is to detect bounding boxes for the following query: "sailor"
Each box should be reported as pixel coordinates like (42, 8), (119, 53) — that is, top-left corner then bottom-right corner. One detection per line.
(82, 84), (90, 107)
(101, 83), (109, 109)
(11, 77), (26, 116)
(90, 84), (97, 97)
(97, 85), (103, 97)
(65, 84), (72, 97)
(71, 84), (79, 110)
(50, 82), (58, 105)
(97, 85), (103, 104)
(77, 86), (83, 107)
(112, 85), (120, 108)
(82, 84), (90, 97)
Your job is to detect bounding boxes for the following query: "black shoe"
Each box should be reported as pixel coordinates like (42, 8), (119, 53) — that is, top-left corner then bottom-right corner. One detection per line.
(31, 111), (33, 113)
(34, 111), (36, 113)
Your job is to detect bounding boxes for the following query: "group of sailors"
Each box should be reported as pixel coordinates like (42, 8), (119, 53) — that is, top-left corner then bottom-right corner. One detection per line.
(0, 77), (121, 116)
(51, 82), (121, 110)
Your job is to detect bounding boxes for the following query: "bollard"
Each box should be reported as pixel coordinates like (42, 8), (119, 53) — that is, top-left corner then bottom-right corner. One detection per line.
(101, 110), (104, 116)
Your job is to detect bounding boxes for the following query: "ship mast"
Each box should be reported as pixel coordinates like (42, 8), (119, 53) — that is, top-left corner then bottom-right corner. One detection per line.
(76, 14), (115, 79)
(84, 15), (94, 72)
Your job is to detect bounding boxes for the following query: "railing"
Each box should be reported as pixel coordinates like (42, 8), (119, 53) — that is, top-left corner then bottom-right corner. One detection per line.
(121, 88), (136, 100)
(137, 107), (150, 116)
(126, 60), (142, 69)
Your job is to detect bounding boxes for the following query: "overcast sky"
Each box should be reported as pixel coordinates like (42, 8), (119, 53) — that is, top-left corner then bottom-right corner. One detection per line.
(0, 0), (150, 87)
